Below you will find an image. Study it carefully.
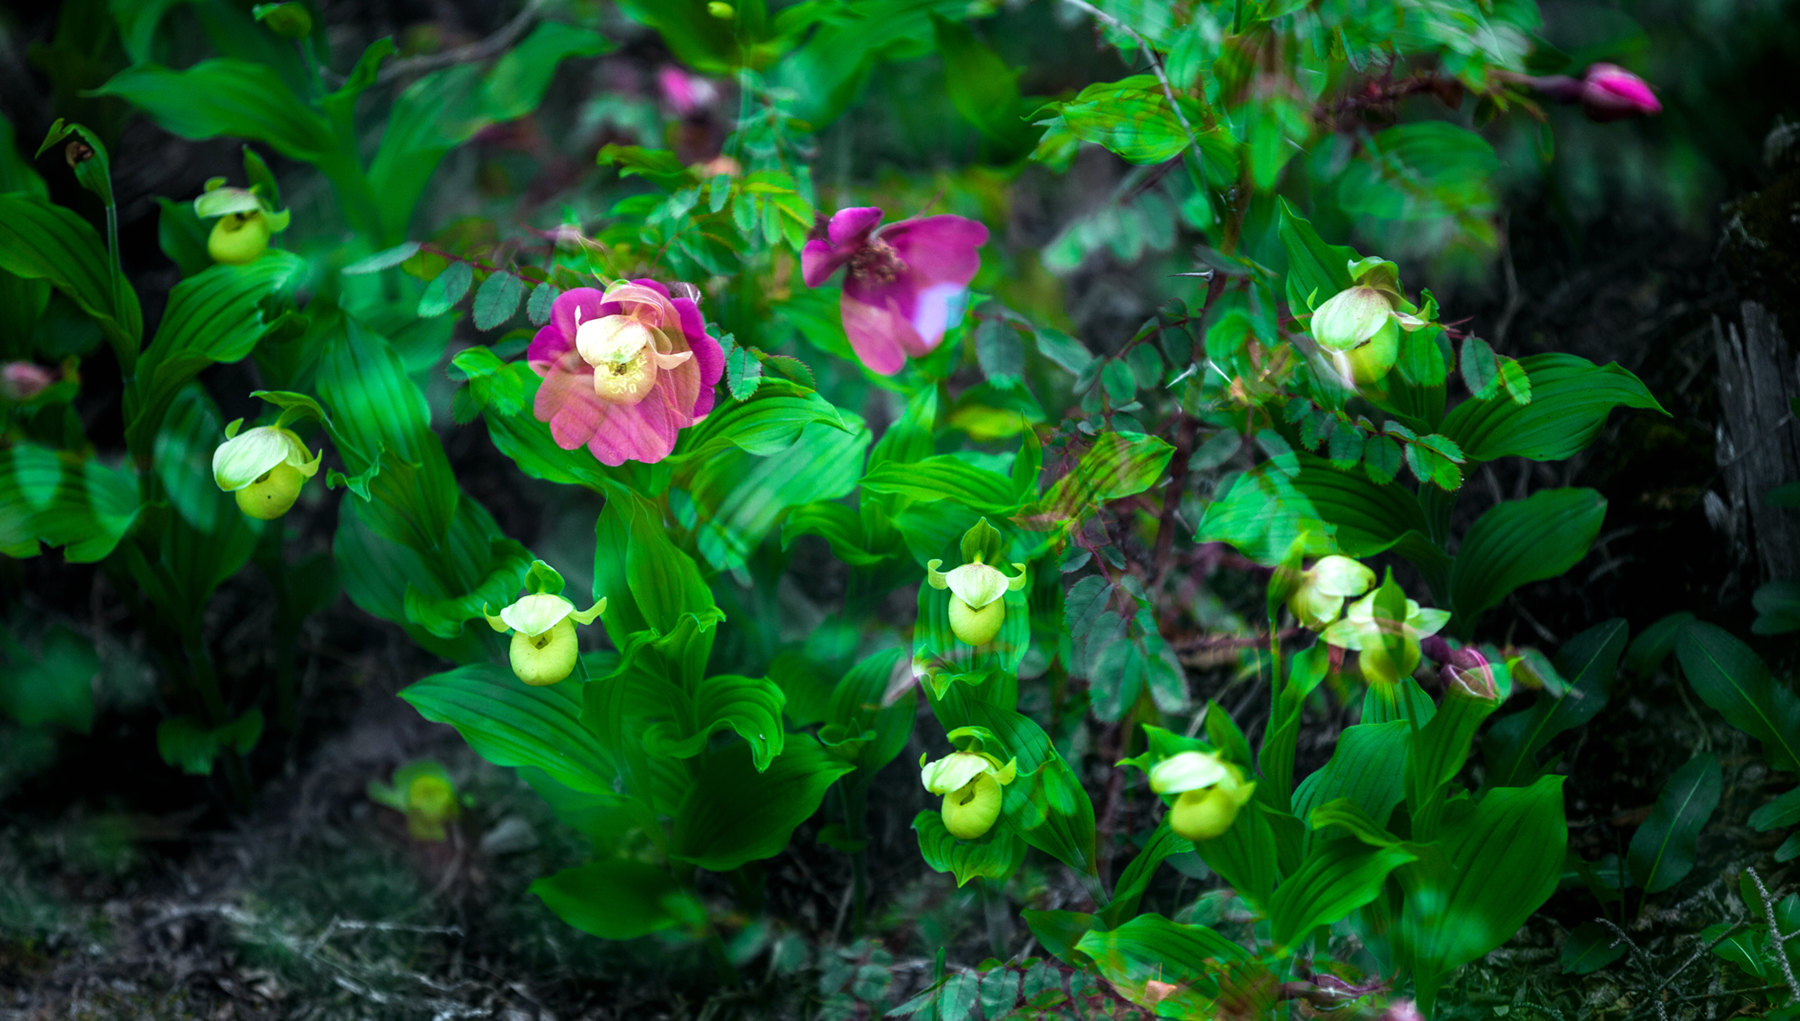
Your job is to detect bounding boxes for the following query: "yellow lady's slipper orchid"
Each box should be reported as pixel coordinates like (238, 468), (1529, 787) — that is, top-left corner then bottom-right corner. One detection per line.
(194, 179), (291, 265)
(1149, 750), (1257, 841)
(920, 748), (1018, 839)
(927, 556), (1026, 646)
(484, 592), (606, 686)
(1319, 590), (1451, 687)
(212, 421), (322, 519)
(367, 759), (461, 842)
(1287, 555), (1377, 631)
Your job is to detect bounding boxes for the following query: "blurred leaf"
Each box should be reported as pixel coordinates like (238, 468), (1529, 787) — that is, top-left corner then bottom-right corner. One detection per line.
(342, 242), (422, 275)
(530, 860), (703, 939)
(0, 444), (141, 563)
(863, 455), (1019, 515)
(1460, 335), (1499, 399)
(0, 623), (98, 732)
(1752, 579), (1800, 635)
(1627, 753), (1721, 893)
(931, 14), (1033, 153)
(156, 708), (262, 776)
(1195, 464), (1331, 565)
(1338, 123), (1499, 242)
(1074, 915), (1256, 1014)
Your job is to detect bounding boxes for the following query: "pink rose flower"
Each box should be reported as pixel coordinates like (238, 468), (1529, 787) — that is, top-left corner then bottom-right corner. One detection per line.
(801, 206), (989, 375)
(527, 279), (725, 466)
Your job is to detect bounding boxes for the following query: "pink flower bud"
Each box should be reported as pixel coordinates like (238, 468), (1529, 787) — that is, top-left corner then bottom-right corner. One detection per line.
(1, 362), (55, 400)
(1579, 64), (1661, 122)
(1382, 999), (1426, 1021)
(657, 66), (719, 118)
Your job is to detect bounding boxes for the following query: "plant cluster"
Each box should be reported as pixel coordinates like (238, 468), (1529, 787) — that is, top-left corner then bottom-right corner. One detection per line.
(2, 0), (1792, 1018)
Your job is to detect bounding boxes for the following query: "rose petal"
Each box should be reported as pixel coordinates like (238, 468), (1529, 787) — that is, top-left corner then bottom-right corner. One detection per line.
(801, 238), (851, 288)
(881, 215), (988, 289)
(838, 291), (912, 375)
(827, 206), (884, 247)
(673, 297), (724, 417)
(549, 287), (606, 343)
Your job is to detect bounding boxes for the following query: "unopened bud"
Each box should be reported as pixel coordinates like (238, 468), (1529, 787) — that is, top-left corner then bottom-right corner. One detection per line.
(64, 140), (93, 168)
(1578, 64), (1661, 122)
(706, 1), (734, 18)
(256, 2), (314, 39)
(1, 362), (55, 401)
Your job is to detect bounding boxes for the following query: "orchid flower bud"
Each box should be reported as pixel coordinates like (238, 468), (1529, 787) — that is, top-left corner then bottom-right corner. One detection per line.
(1578, 64), (1662, 122)
(920, 748), (1018, 839)
(1319, 583), (1451, 687)
(484, 592), (606, 686)
(927, 556), (1027, 646)
(212, 421), (322, 520)
(194, 179), (291, 265)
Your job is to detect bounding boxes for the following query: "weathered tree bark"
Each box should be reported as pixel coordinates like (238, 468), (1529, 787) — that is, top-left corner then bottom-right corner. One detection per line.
(1713, 302), (1800, 582)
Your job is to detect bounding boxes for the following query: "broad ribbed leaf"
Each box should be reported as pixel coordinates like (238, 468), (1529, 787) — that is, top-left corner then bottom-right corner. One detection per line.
(0, 444), (140, 562)
(399, 662), (615, 793)
(1195, 464), (1332, 566)
(1400, 776), (1566, 1014)
(1293, 721), (1412, 834)
(669, 734), (852, 871)
(1627, 753), (1721, 893)
(1277, 199), (1357, 314)
(93, 60), (338, 160)
(1483, 619), (1627, 787)
(643, 673), (787, 771)
(1075, 914), (1259, 1015)
(1448, 488), (1605, 624)
(1270, 839), (1416, 949)
(670, 378), (848, 461)
(530, 860), (702, 939)
(1441, 354), (1664, 462)
(1027, 431), (1174, 526)
(126, 253), (306, 455)
(1102, 820), (1191, 925)
(685, 415), (868, 571)
(861, 455), (1019, 514)
(0, 194), (141, 355)
(1675, 622), (1800, 773)
(1291, 458), (1444, 570)
(912, 809), (1027, 887)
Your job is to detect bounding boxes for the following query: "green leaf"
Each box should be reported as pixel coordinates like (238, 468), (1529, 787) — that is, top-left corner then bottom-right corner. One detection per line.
(1033, 326), (1094, 374)
(0, 623), (98, 732)
(1561, 921), (1628, 975)
(1290, 458), (1444, 573)
(1448, 489), (1606, 624)
(1023, 431), (1173, 528)
(1074, 915), (1255, 1014)
(93, 59), (338, 161)
(1675, 621), (1800, 773)
(1195, 464), (1331, 566)
(669, 377), (847, 461)
(527, 281), (559, 325)
(1293, 721), (1412, 835)
(418, 261), (474, 318)
(643, 673), (787, 771)
(1337, 123), (1499, 239)
(125, 253), (306, 456)
(669, 733), (853, 871)
(341, 242), (422, 275)
(861, 455), (1019, 515)
(529, 860), (703, 939)
(1276, 198), (1357, 314)
(975, 318), (1025, 381)
(1627, 753), (1721, 893)
(825, 648), (917, 774)
(1750, 785), (1800, 833)
(931, 14), (1032, 151)
(1192, 798), (1282, 912)
(399, 662), (615, 793)
(594, 488), (719, 638)
(368, 23), (613, 238)
(156, 708), (263, 776)
(1033, 76), (1216, 166)
(1441, 354), (1664, 462)
(725, 336), (763, 400)
(684, 414), (869, 571)
(1460, 335), (1499, 399)
(0, 194), (142, 362)
(1399, 776), (1566, 1015)
(1362, 434), (1402, 485)
(1269, 839), (1416, 951)
(1483, 619), (1627, 787)
(471, 270), (524, 330)
(1102, 820), (1191, 926)
(913, 809), (1027, 887)
(1752, 579), (1800, 635)
(0, 445), (141, 563)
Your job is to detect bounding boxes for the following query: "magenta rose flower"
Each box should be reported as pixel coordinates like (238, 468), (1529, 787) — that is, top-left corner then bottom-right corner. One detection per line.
(801, 206), (989, 375)
(527, 279), (725, 466)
